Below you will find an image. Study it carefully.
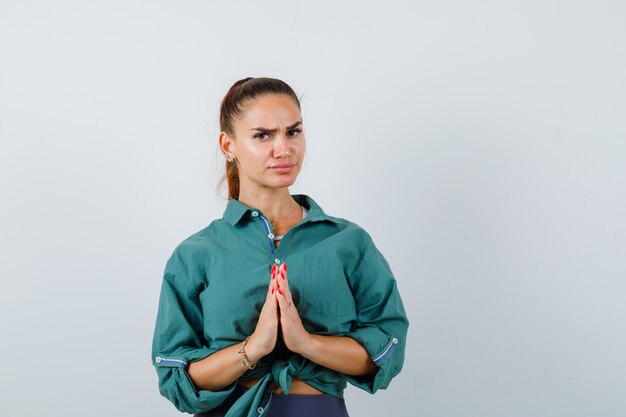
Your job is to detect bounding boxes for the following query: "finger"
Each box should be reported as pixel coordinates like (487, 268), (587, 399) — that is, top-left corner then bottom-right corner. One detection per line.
(272, 264), (281, 297)
(278, 262), (290, 290)
(275, 284), (294, 312)
(277, 263), (293, 300)
(269, 267), (282, 308)
(275, 285), (288, 310)
(268, 285), (279, 312)
(276, 279), (292, 307)
(276, 292), (294, 315)
(266, 265), (277, 299)
(270, 287), (278, 309)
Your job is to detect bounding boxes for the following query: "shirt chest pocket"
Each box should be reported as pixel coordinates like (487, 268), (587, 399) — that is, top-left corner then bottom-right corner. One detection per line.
(301, 255), (356, 318)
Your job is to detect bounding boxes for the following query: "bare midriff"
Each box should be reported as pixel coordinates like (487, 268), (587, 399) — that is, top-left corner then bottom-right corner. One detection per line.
(238, 377), (324, 395)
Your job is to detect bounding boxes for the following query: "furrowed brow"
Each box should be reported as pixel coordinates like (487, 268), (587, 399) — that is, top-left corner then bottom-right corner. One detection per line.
(250, 120), (302, 133)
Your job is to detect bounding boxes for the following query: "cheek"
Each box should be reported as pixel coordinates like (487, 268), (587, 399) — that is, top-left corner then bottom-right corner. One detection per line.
(243, 145), (272, 173)
(241, 143), (268, 160)
(298, 141), (306, 159)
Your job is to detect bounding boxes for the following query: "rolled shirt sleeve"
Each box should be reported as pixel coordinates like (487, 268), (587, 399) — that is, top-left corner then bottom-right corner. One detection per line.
(151, 247), (237, 414)
(345, 232), (410, 393)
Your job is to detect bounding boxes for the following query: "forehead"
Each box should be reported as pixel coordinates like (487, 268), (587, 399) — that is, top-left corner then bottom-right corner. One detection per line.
(237, 94), (301, 126)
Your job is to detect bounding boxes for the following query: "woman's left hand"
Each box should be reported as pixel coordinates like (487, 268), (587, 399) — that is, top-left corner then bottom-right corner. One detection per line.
(273, 262), (312, 355)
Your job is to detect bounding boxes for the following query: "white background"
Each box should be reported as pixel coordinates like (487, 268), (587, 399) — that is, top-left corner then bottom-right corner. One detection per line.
(1, 1), (625, 416)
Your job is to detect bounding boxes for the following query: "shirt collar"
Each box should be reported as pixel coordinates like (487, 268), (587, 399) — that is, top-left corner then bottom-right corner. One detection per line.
(222, 194), (337, 226)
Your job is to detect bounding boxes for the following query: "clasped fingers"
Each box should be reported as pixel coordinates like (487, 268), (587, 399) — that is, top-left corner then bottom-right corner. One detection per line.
(271, 262), (293, 308)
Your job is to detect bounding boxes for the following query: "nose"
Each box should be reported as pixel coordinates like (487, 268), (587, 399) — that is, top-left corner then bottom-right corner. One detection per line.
(273, 134), (293, 158)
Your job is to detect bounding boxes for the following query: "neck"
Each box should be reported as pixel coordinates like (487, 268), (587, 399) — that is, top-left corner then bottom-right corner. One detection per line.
(237, 187), (300, 222)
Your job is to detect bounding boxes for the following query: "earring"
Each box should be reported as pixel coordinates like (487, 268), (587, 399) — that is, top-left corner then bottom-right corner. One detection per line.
(225, 154), (235, 163)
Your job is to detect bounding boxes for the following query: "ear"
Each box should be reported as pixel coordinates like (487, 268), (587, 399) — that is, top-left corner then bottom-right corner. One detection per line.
(219, 131), (235, 155)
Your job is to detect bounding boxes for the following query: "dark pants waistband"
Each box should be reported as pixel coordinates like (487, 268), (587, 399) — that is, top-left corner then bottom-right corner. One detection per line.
(194, 384), (350, 417)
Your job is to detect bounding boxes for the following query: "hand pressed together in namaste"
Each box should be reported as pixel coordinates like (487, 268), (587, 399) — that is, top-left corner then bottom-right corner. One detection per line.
(252, 261), (313, 357)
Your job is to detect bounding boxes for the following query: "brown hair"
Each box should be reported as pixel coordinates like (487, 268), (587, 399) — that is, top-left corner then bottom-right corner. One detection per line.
(217, 77), (302, 200)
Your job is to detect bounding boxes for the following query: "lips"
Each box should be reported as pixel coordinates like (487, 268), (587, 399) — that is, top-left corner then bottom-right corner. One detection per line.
(270, 162), (295, 168)
(270, 163), (296, 173)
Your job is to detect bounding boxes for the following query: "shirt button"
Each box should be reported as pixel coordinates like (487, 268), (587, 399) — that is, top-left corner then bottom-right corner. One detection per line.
(257, 406), (264, 413)
(274, 258), (281, 264)
(251, 211), (259, 217)
(268, 233), (274, 239)
(155, 357), (162, 363)
(392, 337), (398, 344)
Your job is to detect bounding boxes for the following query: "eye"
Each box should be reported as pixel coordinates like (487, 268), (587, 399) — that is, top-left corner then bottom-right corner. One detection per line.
(254, 132), (270, 140)
(288, 129), (302, 137)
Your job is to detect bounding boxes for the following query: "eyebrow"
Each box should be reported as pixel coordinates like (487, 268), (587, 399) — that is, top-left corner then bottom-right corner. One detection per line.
(250, 120), (302, 133)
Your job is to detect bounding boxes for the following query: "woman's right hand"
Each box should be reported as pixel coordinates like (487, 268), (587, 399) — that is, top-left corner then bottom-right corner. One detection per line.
(246, 264), (280, 362)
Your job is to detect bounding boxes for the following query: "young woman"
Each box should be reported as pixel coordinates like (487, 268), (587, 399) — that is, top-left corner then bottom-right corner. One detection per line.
(151, 77), (409, 417)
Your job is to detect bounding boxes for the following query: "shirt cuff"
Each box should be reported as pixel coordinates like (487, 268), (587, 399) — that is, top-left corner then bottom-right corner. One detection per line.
(153, 348), (238, 414)
(345, 325), (404, 394)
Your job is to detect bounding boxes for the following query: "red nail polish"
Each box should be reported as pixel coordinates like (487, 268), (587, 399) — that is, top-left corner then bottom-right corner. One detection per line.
(280, 270), (285, 279)
(284, 262), (287, 272)
(272, 287), (275, 294)
(272, 264), (277, 274)
(277, 287), (283, 295)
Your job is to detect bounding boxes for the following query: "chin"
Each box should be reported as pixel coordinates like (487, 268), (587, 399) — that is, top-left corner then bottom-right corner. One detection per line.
(277, 179), (297, 188)
(271, 176), (298, 188)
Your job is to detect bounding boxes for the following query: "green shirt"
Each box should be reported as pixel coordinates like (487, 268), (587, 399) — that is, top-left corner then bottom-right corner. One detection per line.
(151, 194), (409, 416)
